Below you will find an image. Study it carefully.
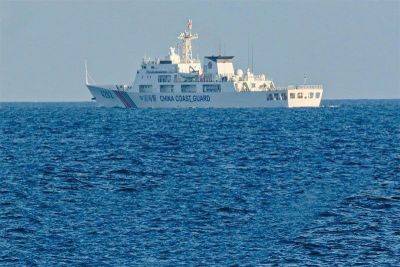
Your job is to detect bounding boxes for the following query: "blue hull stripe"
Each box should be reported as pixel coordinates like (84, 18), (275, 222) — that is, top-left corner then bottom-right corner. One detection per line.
(114, 90), (130, 108)
(118, 91), (131, 108)
(121, 92), (137, 108)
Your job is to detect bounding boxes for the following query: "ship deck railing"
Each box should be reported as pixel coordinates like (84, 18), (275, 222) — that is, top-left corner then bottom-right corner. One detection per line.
(276, 85), (323, 90)
(174, 77), (229, 83)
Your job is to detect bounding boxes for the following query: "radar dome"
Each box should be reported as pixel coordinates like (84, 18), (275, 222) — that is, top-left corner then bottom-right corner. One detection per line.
(236, 69), (244, 77)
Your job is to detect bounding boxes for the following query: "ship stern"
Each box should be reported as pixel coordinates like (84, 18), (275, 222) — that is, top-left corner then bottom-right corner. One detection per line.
(287, 85), (323, 108)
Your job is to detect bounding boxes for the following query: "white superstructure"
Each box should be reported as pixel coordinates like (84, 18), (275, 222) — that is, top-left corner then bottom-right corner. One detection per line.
(86, 20), (323, 108)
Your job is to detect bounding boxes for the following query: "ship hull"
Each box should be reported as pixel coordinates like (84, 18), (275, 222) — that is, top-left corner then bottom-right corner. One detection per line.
(87, 85), (322, 108)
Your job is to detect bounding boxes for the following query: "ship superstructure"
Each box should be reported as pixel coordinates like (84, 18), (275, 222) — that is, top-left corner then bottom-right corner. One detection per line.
(86, 20), (323, 108)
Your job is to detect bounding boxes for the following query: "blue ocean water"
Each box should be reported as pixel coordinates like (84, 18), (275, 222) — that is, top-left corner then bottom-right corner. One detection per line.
(1, 100), (399, 265)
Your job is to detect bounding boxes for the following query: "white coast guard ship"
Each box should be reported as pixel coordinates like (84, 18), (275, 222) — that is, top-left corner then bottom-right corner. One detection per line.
(86, 20), (323, 108)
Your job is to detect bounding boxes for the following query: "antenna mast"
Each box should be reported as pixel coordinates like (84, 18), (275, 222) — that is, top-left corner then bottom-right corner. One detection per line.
(251, 44), (254, 73)
(247, 37), (250, 70)
(177, 19), (198, 63)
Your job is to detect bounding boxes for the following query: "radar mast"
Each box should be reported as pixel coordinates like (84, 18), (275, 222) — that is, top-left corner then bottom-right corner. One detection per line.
(178, 19), (198, 63)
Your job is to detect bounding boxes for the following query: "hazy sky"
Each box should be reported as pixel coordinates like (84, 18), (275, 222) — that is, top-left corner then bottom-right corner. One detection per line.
(1, 0), (399, 101)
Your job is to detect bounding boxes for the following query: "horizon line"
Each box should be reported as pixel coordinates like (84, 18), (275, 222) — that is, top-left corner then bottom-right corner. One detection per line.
(1, 98), (400, 103)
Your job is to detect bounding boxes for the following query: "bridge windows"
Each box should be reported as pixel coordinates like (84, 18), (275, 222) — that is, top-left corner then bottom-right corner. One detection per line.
(309, 92), (314, 98)
(297, 92), (303, 99)
(203, 84), (221, 93)
(316, 92), (321, 98)
(139, 85), (153, 93)
(290, 93), (296, 99)
(267, 92), (287, 101)
(158, 75), (171, 83)
(181, 84), (197, 93)
(160, 84), (174, 93)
